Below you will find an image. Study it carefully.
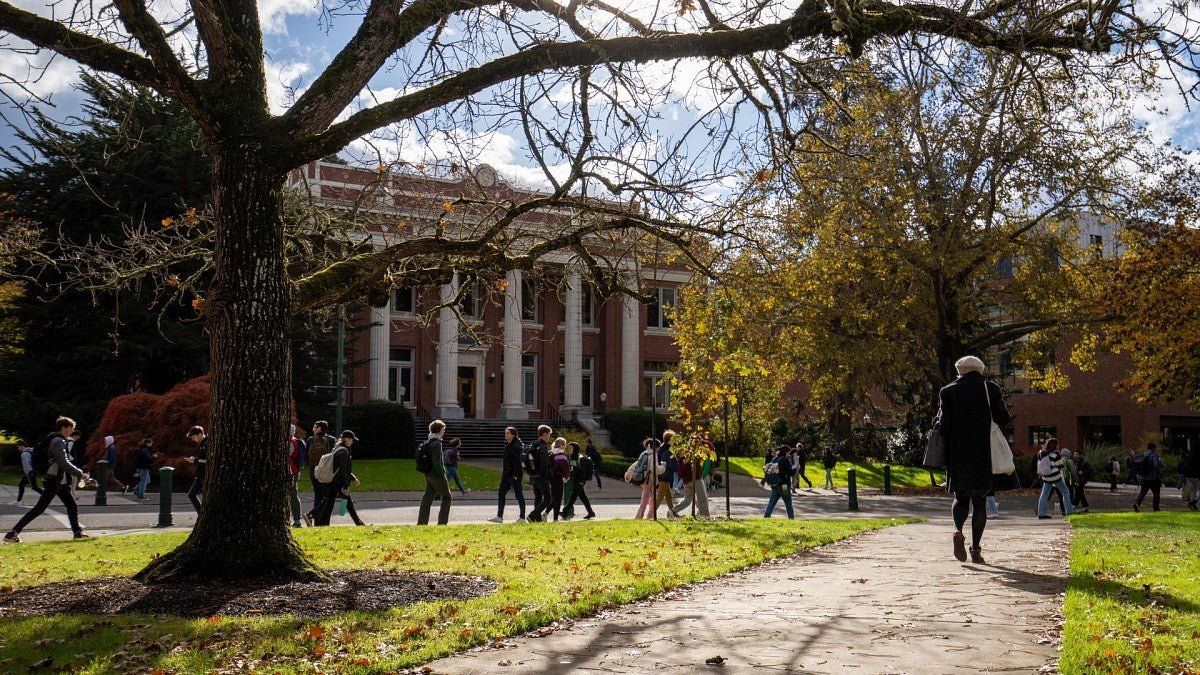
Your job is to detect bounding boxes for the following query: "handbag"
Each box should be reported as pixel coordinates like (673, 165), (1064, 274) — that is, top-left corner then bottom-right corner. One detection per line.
(984, 382), (1015, 475)
(923, 427), (946, 468)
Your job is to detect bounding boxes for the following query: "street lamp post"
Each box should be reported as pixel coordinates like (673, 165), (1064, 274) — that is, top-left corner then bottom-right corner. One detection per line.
(723, 397), (731, 518)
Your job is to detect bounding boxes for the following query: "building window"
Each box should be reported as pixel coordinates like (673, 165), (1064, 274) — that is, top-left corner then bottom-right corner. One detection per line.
(458, 282), (478, 317)
(581, 285), (594, 326)
(521, 278), (539, 322)
(1089, 234), (1104, 259)
(521, 354), (538, 408)
(558, 355), (594, 408)
(391, 287), (415, 314)
(647, 287), (676, 330)
(387, 347), (413, 404)
(996, 257), (1014, 278)
(642, 360), (676, 409)
(1028, 425), (1056, 450)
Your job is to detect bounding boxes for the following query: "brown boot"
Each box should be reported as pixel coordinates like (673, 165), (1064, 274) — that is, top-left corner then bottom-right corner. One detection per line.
(969, 546), (985, 564)
(953, 531), (967, 562)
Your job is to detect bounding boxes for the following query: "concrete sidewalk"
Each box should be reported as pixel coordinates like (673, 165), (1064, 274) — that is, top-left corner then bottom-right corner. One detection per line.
(421, 517), (1070, 674)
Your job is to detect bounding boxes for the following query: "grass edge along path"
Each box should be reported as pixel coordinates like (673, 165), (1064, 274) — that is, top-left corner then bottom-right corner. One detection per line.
(0, 518), (915, 673)
(1061, 512), (1200, 674)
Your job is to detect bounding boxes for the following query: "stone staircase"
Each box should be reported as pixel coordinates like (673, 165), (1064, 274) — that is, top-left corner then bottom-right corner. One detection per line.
(412, 419), (582, 458)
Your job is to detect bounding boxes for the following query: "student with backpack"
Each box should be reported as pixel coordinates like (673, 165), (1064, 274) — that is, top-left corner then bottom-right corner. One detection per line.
(315, 430), (362, 526)
(10, 441), (42, 506)
(1131, 442), (1166, 512)
(562, 441), (597, 520)
(525, 425), (553, 522)
(5, 416), (91, 543)
(548, 438), (572, 521)
(763, 445), (795, 519)
(488, 427), (527, 523)
(1035, 439), (1074, 519)
(632, 438), (659, 519)
(417, 420), (453, 525)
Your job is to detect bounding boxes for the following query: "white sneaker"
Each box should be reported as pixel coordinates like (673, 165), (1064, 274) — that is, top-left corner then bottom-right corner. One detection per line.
(8, 500), (21, 506)
(486, 517), (503, 523)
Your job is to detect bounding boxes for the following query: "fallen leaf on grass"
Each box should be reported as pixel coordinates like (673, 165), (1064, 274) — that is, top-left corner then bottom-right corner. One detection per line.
(705, 655), (726, 665)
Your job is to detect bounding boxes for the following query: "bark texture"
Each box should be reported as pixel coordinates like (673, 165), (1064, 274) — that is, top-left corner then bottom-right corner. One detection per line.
(136, 147), (323, 582)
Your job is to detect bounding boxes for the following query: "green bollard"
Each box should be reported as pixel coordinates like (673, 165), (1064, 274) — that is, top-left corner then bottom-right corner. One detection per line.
(157, 466), (174, 527)
(883, 465), (892, 496)
(847, 467), (859, 511)
(95, 460), (109, 506)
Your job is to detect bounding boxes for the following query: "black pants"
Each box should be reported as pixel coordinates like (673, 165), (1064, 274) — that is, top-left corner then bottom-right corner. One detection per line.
(16, 471), (42, 501)
(315, 485), (345, 526)
(548, 478), (565, 520)
(307, 471), (329, 521)
(529, 476), (552, 521)
(1072, 483), (1089, 509)
(12, 474), (81, 535)
(795, 465), (813, 488)
(496, 475), (526, 519)
(563, 478), (594, 517)
(317, 490), (364, 526)
(1109, 475), (1118, 491)
(952, 490), (987, 549)
(188, 475), (204, 514)
(1136, 479), (1162, 511)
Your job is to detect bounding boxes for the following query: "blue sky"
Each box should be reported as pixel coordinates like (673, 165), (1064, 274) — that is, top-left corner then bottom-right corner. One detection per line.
(2, 0), (1198, 184)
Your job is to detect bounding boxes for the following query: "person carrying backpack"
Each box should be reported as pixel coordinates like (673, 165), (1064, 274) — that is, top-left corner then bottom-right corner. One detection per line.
(1132, 442), (1166, 512)
(763, 445), (795, 519)
(562, 441), (597, 520)
(548, 438), (572, 521)
(444, 437), (468, 496)
(526, 425), (553, 522)
(5, 416), (91, 542)
(315, 430), (363, 526)
(1035, 439), (1074, 519)
(417, 420), (452, 525)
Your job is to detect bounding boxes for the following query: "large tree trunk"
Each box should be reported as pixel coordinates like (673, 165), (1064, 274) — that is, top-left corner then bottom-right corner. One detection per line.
(135, 147), (324, 582)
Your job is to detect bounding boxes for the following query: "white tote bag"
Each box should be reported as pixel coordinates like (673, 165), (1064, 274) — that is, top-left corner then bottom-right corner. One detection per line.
(984, 382), (1015, 474)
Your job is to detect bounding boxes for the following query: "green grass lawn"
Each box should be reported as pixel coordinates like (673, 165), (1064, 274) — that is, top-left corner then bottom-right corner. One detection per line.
(0, 518), (913, 673)
(722, 456), (944, 489)
(1062, 512), (1200, 674)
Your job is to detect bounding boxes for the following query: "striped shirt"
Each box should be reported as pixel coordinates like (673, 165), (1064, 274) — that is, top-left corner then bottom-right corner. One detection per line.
(1040, 452), (1065, 483)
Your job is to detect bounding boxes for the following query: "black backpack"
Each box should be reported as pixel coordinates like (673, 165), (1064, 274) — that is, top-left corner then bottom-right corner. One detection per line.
(31, 432), (60, 475)
(524, 440), (545, 476)
(415, 439), (435, 474)
(576, 455), (595, 482)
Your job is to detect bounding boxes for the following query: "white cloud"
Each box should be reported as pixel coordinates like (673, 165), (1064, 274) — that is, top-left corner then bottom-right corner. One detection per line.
(259, 0), (323, 36)
(265, 60), (312, 113)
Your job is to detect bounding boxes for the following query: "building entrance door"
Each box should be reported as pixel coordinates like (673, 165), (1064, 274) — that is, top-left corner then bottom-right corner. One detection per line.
(457, 367), (476, 418)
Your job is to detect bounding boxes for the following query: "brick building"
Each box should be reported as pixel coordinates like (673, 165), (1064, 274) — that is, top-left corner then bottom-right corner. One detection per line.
(289, 160), (685, 424)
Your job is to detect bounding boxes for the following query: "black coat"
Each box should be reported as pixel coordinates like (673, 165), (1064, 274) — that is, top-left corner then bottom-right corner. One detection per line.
(502, 437), (524, 479)
(939, 371), (1011, 493)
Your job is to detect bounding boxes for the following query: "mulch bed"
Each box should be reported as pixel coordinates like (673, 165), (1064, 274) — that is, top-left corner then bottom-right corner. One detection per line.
(0, 570), (497, 619)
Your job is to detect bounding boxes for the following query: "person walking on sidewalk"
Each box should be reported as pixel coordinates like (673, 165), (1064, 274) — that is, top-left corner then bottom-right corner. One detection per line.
(562, 441), (597, 520)
(417, 420), (452, 525)
(939, 355), (1011, 564)
(444, 438), (469, 495)
(132, 438), (156, 500)
(1069, 447), (1092, 514)
(821, 446), (837, 490)
(525, 425), (553, 522)
(586, 439), (603, 491)
(100, 435), (128, 495)
(1035, 439), (1074, 519)
(488, 427), (527, 523)
(5, 416), (91, 542)
(548, 438), (571, 521)
(1131, 442), (1165, 512)
(11, 441), (42, 506)
(763, 445), (795, 519)
(792, 442), (813, 490)
(315, 430), (362, 526)
(185, 425), (208, 514)
(303, 420), (333, 527)
(633, 438), (658, 519)
(1180, 448), (1200, 511)
(1108, 455), (1122, 491)
(287, 425), (306, 527)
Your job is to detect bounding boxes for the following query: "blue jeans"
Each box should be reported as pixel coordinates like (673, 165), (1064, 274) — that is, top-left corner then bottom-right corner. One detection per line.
(135, 468), (151, 498)
(1037, 478), (1074, 517)
(764, 485), (794, 518)
(446, 466), (466, 493)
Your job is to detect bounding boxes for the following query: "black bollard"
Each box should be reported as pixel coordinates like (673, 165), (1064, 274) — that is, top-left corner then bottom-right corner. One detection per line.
(157, 466), (174, 527)
(883, 465), (892, 496)
(847, 467), (859, 511)
(95, 460), (109, 506)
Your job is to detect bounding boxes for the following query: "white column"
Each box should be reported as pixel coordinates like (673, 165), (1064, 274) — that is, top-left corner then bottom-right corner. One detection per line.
(562, 266), (583, 415)
(368, 305), (390, 400)
(499, 269), (528, 419)
(621, 271), (641, 408)
(433, 274), (464, 418)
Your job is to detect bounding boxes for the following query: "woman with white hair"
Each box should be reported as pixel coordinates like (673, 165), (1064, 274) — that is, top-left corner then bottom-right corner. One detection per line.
(938, 355), (1012, 564)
